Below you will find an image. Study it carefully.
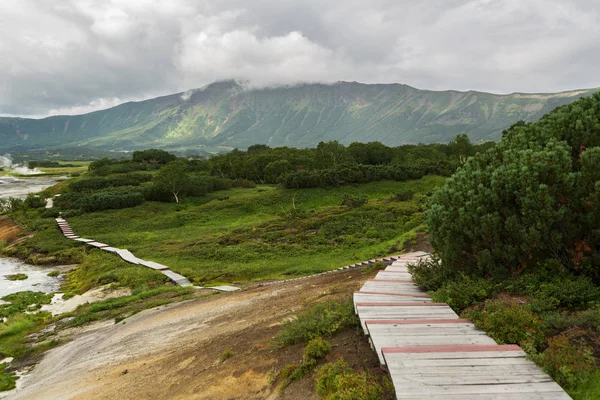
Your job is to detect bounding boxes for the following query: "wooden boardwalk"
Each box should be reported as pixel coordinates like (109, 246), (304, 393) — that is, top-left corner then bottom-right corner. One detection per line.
(354, 252), (571, 399)
(55, 217), (193, 287)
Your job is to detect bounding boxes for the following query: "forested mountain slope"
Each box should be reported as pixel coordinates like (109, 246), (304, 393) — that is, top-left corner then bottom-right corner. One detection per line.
(1, 81), (596, 152)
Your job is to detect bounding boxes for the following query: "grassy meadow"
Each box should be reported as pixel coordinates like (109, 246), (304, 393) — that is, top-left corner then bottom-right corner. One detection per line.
(66, 176), (443, 285)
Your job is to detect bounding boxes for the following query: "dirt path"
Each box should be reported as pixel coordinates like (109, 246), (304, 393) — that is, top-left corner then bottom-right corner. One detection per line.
(10, 269), (379, 400)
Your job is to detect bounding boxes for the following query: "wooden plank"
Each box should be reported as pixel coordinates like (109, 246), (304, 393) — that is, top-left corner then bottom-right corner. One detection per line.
(139, 260), (170, 271)
(383, 344), (520, 354)
(356, 302), (447, 307)
(375, 271), (413, 279)
(365, 319), (470, 325)
(355, 291), (431, 298)
(369, 333), (497, 364)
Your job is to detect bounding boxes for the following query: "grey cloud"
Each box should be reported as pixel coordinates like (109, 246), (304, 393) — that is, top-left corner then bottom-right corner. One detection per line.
(0, 0), (599, 117)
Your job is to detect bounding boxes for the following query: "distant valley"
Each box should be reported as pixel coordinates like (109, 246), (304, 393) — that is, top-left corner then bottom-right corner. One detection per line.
(1, 81), (597, 153)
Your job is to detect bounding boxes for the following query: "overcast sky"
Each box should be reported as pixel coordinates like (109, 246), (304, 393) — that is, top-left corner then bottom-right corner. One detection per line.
(1, 0), (599, 117)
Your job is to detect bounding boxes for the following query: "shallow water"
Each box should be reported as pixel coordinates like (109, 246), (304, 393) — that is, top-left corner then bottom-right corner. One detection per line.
(0, 175), (58, 199)
(0, 258), (61, 297)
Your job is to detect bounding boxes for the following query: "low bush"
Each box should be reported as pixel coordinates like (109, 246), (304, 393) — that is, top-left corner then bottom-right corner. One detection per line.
(542, 309), (600, 333)
(430, 274), (497, 312)
(0, 291), (53, 318)
(463, 300), (545, 348)
(274, 299), (359, 347)
(529, 276), (600, 313)
(341, 194), (367, 208)
(408, 256), (453, 291)
(532, 334), (596, 389)
(304, 337), (332, 362)
(314, 358), (383, 400)
(0, 363), (16, 391)
(390, 189), (415, 202)
(231, 179), (256, 188)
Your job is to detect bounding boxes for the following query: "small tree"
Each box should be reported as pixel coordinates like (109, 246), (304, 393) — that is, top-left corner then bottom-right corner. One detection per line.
(449, 134), (474, 164)
(154, 161), (190, 203)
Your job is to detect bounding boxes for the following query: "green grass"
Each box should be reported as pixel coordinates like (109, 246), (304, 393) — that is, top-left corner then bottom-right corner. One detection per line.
(569, 372), (600, 400)
(59, 286), (195, 328)
(5, 274), (27, 281)
(274, 298), (359, 347)
(0, 363), (16, 391)
(65, 177), (443, 285)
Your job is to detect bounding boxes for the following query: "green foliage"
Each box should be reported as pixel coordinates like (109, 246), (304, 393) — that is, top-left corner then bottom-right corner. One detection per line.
(274, 299), (359, 347)
(0, 363), (16, 391)
(341, 194), (367, 208)
(62, 251), (167, 294)
(279, 161), (457, 189)
(568, 371), (600, 400)
(463, 300), (545, 348)
(529, 334), (596, 389)
(427, 93), (600, 282)
(408, 256), (453, 291)
(220, 349), (233, 362)
(23, 194), (46, 209)
(390, 189), (415, 202)
(5, 273), (27, 281)
(430, 275), (497, 312)
(542, 309), (600, 333)
(528, 276), (600, 313)
(0, 291), (53, 318)
(314, 358), (383, 400)
(132, 149), (177, 165)
(62, 286), (193, 328)
(304, 338), (332, 362)
(47, 270), (60, 277)
(152, 160), (190, 203)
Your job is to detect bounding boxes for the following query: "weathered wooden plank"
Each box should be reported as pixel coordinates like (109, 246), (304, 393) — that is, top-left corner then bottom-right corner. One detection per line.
(116, 249), (143, 265)
(395, 394), (569, 400)
(370, 334), (497, 364)
(376, 271), (413, 279)
(87, 242), (109, 248)
(139, 260), (170, 271)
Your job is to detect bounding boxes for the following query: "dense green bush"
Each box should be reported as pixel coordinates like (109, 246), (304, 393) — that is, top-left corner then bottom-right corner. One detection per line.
(23, 194), (46, 209)
(314, 358), (383, 400)
(304, 337), (332, 362)
(430, 275), (498, 312)
(530, 334), (596, 389)
(71, 189), (145, 212)
(427, 93), (600, 282)
(274, 299), (359, 347)
(279, 161), (458, 189)
(408, 256), (454, 291)
(464, 300), (545, 348)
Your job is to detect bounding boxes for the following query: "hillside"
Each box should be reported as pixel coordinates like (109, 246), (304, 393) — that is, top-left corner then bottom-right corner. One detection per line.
(1, 81), (597, 152)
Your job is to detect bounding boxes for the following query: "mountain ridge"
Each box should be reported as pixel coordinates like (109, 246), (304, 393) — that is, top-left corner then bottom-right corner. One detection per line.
(1, 81), (597, 152)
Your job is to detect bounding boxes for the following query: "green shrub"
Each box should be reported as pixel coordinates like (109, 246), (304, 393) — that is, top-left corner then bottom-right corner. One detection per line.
(314, 358), (383, 400)
(542, 309), (600, 333)
(535, 334), (596, 389)
(23, 194), (46, 209)
(0, 363), (17, 391)
(274, 299), (359, 347)
(530, 276), (600, 312)
(390, 189), (415, 202)
(431, 275), (497, 312)
(408, 256), (453, 291)
(426, 93), (600, 283)
(463, 300), (545, 348)
(5, 274), (28, 281)
(231, 179), (256, 188)
(47, 270), (60, 277)
(304, 338), (332, 362)
(341, 195), (367, 208)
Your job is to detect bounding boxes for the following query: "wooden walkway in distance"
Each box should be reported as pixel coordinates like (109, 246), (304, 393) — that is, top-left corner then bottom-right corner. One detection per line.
(55, 217), (193, 287)
(354, 252), (572, 399)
